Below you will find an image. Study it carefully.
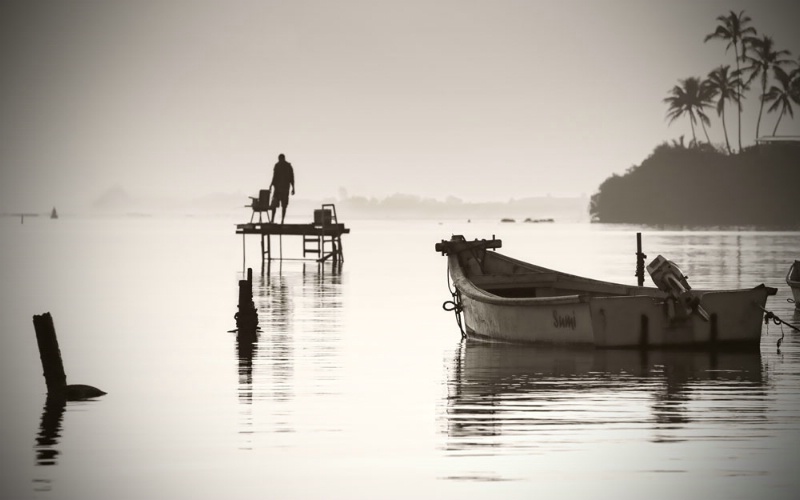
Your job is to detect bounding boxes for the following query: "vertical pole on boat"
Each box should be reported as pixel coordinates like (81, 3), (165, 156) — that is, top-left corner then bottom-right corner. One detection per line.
(635, 232), (646, 286)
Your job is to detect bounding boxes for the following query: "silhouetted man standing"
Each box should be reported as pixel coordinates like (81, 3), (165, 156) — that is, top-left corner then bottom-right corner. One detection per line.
(269, 153), (295, 223)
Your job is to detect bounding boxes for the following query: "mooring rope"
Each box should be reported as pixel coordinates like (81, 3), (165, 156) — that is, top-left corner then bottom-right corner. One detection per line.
(757, 304), (799, 350)
(442, 259), (466, 338)
(758, 304), (800, 332)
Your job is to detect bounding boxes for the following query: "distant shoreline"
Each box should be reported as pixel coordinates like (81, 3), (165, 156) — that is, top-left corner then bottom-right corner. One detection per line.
(13, 191), (590, 223)
(590, 142), (799, 226)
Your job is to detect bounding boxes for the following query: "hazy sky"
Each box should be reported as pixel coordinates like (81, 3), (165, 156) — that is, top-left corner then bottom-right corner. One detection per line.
(1, 0), (799, 211)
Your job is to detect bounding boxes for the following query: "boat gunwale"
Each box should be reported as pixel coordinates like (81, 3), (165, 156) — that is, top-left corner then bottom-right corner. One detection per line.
(447, 254), (585, 306)
(448, 248), (776, 307)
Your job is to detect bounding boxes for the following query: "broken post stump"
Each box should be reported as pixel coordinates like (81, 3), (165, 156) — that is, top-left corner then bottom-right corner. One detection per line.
(32, 313), (106, 401)
(33, 313), (67, 393)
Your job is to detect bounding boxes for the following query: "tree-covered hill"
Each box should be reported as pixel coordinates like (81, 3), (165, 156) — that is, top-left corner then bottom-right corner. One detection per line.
(589, 142), (799, 226)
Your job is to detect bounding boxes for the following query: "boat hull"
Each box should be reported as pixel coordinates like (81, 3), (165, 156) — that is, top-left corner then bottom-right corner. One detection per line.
(462, 296), (594, 344)
(588, 288), (770, 349)
(461, 288), (769, 349)
(787, 261), (800, 309)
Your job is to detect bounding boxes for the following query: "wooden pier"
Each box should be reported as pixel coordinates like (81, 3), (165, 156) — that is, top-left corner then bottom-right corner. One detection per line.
(236, 203), (350, 264)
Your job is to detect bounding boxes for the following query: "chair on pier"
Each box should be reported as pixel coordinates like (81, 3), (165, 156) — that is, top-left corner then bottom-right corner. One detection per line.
(247, 189), (272, 223)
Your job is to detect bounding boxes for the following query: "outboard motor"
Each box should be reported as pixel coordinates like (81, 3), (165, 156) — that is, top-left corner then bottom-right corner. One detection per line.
(647, 255), (709, 321)
(647, 255), (691, 295)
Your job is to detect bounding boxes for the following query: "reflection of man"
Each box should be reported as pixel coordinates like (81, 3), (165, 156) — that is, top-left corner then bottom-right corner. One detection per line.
(269, 153), (295, 223)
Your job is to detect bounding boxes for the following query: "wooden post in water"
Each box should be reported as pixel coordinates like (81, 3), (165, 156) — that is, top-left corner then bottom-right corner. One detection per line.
(635, 232), (647, 287)
(32, 313), (105, 400)
(236, 268), (259, 339)
(32, 313), (67, 394)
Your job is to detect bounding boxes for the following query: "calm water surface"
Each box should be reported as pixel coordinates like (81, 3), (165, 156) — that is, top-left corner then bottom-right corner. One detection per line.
(1, 216), (799, 499)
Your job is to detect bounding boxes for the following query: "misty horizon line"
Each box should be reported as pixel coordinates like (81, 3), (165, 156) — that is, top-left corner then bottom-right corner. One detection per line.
(2, 185), (589, 214)
(0, 185), (590, 221)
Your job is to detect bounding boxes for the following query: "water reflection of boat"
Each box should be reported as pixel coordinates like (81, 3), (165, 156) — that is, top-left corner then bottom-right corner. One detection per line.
(787, 260), (800, 308)
(444, 341), (765, 449)
(436, 235), (775, 349)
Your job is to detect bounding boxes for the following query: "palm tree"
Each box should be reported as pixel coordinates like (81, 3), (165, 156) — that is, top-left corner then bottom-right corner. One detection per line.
(704, 65), (742, 153)
(764, 66), (800, 135)
(704, 10), (756, 151)
(664, 77), (714, 146)
(742, 35), (793, 141)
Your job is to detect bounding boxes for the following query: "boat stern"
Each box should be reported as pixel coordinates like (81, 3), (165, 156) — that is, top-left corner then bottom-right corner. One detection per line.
(590, 285), (775, 349)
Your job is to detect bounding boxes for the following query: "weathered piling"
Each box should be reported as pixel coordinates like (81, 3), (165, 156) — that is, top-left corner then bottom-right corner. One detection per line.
(32, 313), (67, 394)
(635, 232), (647, 287)
(235, 268), (259, 339)
(32, 313), (105, 400)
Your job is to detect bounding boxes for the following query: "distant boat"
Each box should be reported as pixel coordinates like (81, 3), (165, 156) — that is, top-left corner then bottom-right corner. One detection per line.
(50, 207), (58, 219)
(523, 217), (554, 223)
(435, 235), (775, 350)
(500, 218), (515, 223)
(787, 260), (800, 308)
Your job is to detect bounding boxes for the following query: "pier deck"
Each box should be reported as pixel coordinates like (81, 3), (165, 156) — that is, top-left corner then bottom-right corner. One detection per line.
(236, 222), (349, 237)
(235, 204), (349, 265)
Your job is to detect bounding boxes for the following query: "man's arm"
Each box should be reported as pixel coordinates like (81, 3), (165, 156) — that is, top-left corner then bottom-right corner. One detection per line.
(290, 166), (295, 195)
(269, 165), (278, 191)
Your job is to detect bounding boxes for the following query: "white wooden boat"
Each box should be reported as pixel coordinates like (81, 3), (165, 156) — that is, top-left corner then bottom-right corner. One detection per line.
(788, 260), (800, 308)
(436, 235), (776, 350)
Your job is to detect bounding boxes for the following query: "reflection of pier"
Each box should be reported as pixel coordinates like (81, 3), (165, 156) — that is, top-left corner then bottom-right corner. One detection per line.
(443, 342), (766, 451)
(233, 261), (344, 444)
(236, 204), (350, 266)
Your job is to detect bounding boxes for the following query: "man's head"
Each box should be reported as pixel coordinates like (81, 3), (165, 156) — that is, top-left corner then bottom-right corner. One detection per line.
(278, 154), (285, 161)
